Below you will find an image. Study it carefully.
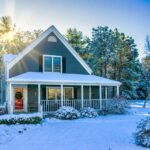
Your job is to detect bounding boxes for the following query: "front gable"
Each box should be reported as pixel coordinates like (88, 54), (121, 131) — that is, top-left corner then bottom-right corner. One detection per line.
(8, 26), (92, 78)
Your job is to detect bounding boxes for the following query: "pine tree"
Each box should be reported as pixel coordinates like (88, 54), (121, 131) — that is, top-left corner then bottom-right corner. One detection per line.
(88, 26), (140, 99)
(65, 28), (89, 60)
(142, 35), (150, 107)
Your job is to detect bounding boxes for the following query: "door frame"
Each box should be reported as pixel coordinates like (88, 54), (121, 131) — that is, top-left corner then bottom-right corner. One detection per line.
(13, 85), (28, 112)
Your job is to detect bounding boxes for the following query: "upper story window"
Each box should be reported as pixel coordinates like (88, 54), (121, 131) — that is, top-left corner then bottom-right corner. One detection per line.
(43, 55), (62, 73)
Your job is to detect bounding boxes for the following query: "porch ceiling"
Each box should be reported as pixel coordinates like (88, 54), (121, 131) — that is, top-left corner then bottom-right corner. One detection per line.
(7, 72), (121, 85)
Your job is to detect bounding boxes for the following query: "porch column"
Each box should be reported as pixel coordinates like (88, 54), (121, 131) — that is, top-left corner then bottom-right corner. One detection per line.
(9, 83), (13, 114)
(61, 84), (64, 107)
(117, 85), (120, 97)
(38, 84), (41, 112)
(99, 85), (102, 110)
(89, 86), (91, 107)
(105, 87), (108, 107)
(105, 87), (108, 100)
(81, 85), (84, 108)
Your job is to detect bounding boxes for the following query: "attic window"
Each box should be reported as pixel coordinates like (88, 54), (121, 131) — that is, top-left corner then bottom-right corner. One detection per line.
(48, 36), (57, 42)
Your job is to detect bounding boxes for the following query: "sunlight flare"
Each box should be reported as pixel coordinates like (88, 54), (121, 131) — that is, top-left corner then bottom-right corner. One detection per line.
(1, 31), (15, 42)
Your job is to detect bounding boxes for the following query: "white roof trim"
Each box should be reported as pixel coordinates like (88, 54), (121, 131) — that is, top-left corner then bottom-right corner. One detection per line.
(7, 25), (93, 74)
(7, 72), (121, 86)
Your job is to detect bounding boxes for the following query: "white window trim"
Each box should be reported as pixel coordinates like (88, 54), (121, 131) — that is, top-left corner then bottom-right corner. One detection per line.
(43, 55), (62, 73)
(46, 86), (74, 100)
(64, 87), (74, 100)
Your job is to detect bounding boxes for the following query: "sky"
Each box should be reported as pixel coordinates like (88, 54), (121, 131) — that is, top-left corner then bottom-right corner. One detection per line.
(0, 0), (150, 59)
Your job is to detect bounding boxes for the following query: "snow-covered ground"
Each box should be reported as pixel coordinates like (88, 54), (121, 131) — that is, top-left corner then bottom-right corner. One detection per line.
(0, 101), (150, 150)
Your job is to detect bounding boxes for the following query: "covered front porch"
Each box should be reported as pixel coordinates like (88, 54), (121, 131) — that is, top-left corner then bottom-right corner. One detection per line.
(40, 84), (120, 112)
(7, 72), (121, 114)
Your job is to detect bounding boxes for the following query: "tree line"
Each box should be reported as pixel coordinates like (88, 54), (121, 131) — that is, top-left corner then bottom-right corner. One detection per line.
(0, 16), (150, 100)
(66, 28), (150, 100)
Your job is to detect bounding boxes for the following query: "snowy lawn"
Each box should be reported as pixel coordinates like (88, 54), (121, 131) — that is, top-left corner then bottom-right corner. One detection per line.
(0, 101), (150, 150)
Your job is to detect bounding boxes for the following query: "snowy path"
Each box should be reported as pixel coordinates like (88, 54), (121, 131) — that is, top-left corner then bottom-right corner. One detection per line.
(0, 106), (150, 150)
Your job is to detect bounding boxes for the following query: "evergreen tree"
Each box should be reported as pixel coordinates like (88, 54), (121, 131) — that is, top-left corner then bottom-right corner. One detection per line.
(65, 28), (89, 59)
(88, 26), (140, 99)
(142, 35), (150, 106)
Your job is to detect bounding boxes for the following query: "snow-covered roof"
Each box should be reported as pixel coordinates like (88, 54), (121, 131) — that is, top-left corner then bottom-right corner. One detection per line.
(3, 54), (17, 63)
(8, 72), (121, 85)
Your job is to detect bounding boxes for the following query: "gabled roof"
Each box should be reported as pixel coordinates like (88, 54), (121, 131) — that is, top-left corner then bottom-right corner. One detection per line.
(7, 25), (93, 74)
(8, 72), (121, 85)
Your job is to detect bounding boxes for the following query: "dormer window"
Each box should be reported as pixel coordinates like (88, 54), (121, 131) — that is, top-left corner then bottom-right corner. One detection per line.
(43, 55), (62, 73)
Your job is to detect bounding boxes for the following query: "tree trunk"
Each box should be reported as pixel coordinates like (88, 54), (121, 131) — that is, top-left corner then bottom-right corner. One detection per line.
(143, 99), (148, 108)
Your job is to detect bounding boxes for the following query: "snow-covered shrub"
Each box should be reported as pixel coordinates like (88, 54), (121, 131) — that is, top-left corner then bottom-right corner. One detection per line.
(135, 117), (150, 147)
(80, 107), (98, 118)
(0, 114), (42, 124)
(54, 106), (80, 120)
(107, 96), (128, 114)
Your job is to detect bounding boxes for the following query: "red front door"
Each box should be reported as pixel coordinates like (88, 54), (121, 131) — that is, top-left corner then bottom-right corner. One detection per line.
(14, 88), (24, 110)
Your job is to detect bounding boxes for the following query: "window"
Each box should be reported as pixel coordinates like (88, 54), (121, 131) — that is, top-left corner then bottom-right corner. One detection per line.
(64, 87), (74, 100)
(53, 57), (61, 72)
(47, 87), (61, 100)
(44, 56), (52, 72)
(43, 55), (62, 72)
(46, 87), (74, 100)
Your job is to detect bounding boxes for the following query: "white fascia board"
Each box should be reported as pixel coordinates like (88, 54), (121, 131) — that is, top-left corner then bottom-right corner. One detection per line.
(7, 25), (93, 74)
(7, 80), (121, 86)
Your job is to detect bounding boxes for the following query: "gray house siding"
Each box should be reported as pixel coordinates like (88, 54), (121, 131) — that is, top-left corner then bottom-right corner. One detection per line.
(27, 85), (38, 112)
(9, 32), (89, 78)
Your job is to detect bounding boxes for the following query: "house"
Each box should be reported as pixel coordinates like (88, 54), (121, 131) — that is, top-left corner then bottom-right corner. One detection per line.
(1, 25), (121, 114)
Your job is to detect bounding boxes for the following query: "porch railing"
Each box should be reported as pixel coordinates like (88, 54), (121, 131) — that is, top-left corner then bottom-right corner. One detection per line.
(41, 99), (108, 113)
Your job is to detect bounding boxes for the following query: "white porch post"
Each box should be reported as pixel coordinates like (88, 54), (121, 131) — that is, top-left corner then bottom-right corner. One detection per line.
(89, 86), (91, 100)
(99, 85), (102, 110)
(81, 85), (84, 108)
(105, 87), (108, 100)
(9, 83), (13, 114)
(105, 87), (108, 108)
(38, 84), (41, 112)
(117, 85), (120, 97)
(61, 84), (64, 107)
(89, 86), (91, 107)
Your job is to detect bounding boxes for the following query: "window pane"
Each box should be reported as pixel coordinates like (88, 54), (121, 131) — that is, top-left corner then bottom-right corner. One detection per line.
(44, 56), (52, 72)
(64, 88), (73, 100)
(47, 88), (61, 100)
(53, 57), (61, 72)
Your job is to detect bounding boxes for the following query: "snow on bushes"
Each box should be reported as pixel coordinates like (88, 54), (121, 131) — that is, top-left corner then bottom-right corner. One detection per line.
(54, 106), (80, 120)
(0, 113), (42, 124)
(80, 107), (98, 118)
(107, 96), (127, 114)
(135, 117), (150, 148)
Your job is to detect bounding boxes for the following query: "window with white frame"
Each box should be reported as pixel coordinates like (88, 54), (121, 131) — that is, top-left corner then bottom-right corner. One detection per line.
(64, 87), (74, 100)
(46, 87), (61, 100)
(43, 55), (62, 72)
